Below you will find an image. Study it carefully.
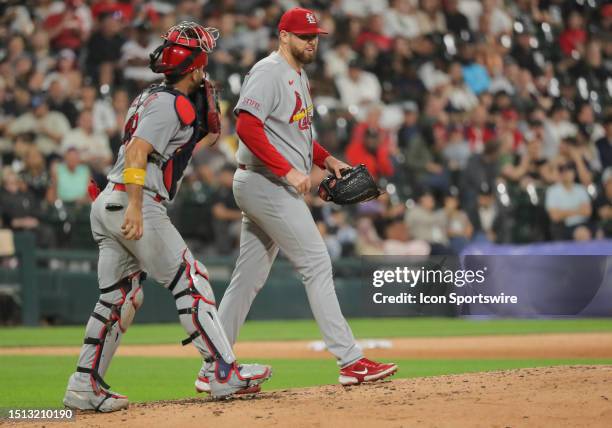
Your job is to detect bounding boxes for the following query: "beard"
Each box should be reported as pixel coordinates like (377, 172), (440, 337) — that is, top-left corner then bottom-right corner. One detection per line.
(290, 43), (317, 64)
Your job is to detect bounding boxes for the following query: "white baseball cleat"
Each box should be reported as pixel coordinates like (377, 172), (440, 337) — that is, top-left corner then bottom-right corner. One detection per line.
(195, 360), (271, 397)
(63, 373), (129, 413)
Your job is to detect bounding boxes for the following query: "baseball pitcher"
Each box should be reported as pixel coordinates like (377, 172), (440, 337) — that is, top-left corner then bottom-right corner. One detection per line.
(196, 8), (397, 392)
(63, 22), (271, 413)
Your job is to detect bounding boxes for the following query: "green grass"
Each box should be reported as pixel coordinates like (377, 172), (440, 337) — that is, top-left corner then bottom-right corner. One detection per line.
(1, 356), (611, 408)
(2, 318), (612, 347)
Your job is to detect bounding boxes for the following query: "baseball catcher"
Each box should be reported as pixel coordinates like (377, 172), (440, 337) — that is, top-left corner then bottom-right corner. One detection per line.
(64, 22), (271, 413)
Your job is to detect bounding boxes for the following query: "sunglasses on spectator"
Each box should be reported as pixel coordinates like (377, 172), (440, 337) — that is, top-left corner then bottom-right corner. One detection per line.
(291, 33), (318, 42)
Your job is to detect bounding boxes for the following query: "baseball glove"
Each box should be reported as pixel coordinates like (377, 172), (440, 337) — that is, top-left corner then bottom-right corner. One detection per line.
(318, 164), (384, 205)
(191, 78), (221, 139)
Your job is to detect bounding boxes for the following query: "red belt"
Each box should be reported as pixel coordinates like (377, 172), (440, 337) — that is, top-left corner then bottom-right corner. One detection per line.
(113, 183), (164, 203)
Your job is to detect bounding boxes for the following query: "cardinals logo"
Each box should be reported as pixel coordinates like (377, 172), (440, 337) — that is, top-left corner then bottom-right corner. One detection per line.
(289, 91), (313, 130)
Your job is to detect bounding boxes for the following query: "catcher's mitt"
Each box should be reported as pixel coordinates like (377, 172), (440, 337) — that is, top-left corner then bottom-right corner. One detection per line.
(191, 78), (221, 139)
(318, 164), (384, 205)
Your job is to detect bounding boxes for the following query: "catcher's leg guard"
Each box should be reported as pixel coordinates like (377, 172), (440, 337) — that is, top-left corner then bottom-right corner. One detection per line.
(64, 271), (144, 412)
(169, 250), (272, 397)
(169, 250), (235, 363)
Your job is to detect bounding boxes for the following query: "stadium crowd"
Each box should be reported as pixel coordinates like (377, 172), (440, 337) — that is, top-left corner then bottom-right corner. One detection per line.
(0, 0), (610, 259)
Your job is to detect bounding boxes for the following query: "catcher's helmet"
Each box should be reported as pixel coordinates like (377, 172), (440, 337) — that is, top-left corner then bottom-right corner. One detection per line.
(149, 21), (219, 78)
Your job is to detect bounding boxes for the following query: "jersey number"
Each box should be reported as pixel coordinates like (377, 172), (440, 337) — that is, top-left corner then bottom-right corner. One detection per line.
(123, 112), (139, 144)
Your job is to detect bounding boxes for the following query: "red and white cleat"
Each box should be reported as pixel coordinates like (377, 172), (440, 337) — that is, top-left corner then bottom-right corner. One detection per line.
(339, 358), (398, 385)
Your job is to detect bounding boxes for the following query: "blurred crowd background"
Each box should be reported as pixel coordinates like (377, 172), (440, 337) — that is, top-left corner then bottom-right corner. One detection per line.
(0, 0), (611, 260)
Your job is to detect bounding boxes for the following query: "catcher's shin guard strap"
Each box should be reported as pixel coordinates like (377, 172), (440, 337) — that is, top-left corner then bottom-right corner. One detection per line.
(77, 366), (111, 390)
(168, 262), (186, 293)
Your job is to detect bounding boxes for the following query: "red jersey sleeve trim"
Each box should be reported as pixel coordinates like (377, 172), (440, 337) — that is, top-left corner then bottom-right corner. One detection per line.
(312, 140), (330, 170)
(236, 111), (292, 177)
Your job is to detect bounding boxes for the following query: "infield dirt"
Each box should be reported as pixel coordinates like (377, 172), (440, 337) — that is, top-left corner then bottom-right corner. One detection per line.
(3, 365), (611, 427)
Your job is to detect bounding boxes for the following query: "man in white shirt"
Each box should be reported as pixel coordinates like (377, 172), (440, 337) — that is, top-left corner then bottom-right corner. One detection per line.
(335, 59), (382, 108)
(545, 162), (592, 240)
(120, 22), (160, 88)
(8, 94), (71, 156)
(61, 109), (112, 172)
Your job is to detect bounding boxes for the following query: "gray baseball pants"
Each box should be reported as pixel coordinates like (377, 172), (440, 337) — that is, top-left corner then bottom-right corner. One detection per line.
(218, 168), (363, 366)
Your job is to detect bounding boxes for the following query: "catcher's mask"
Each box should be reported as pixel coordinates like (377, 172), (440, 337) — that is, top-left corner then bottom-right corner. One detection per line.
(149, 21), (219, 79)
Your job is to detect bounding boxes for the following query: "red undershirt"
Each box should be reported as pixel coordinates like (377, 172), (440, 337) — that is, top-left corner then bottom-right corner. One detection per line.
(236, 111), (330, 177)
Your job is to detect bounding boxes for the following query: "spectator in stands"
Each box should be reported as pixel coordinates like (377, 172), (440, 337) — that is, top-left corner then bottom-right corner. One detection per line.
(458, 43), (490, 95)
(569, 39), (608, 106)
(86, 11), (126, 85)
(596, 115), (612, 169)
(542, 103), (578, 159)
(79, 84), (117, 138)
(438, 188), (473, 254)
(109, 88), (130, 154)
(465, 104), (495, 153)
(345, 108), (395, 180)
(402, 121), (447, 192)
(461, 140), (502, 229)
(46, 76), (79, 127)
(473, 183), (508, 243)
(594, 168), (612, 238)
(335, 60), (382, 109)
(8, 93), (71, 157)
(42, 0), (89, 52)
(555, 137), (594, 187)
(20, 146), (52, 203)
(559, 10), (587, 57)
(211, 164), (242, 255)
(481, 0), (513, 37)
(510, 29), (542, 76)
(442, 123), (471, 178)
(355, 14), (393, 52)
(383, 217), (431, 256)
(404, 189), (450, 253)
(49, 147), (90, 204)
(0, 166), (55, 247)
(120, 21), (162, 92)
(415, 0), (446, 35)
(545, 162), (592, 241)
(383, 0), (420, 40)
(446, 61), (479, 112)
(575, 103), (605, 146)
(444, 0), (470, 38)
(61, 109), (112, 175)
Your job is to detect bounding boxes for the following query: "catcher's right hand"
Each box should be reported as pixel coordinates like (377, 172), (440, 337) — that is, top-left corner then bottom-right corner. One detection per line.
(318, 164), (384, 205)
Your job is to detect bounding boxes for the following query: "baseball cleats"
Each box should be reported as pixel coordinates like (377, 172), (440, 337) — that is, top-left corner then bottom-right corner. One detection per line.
(196, 360), (272, 398)
(63, 373), (129, 413)
(339, 358), (398, 385)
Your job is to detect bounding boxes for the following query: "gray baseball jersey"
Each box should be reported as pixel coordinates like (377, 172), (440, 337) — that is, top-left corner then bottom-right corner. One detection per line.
(234, 51), (315, 176)
(107, 87), (194, 200)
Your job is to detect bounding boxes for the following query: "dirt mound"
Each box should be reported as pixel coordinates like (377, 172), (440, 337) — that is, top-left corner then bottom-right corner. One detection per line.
(8, 365), (611, 427)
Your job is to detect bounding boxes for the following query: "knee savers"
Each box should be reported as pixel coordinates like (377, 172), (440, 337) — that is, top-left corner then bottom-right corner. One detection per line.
(168, 250), (235, 364)
(99, 271), (145, 333)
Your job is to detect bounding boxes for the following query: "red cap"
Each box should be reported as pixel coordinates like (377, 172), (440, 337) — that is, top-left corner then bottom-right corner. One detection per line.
(278, 8), (328, 35)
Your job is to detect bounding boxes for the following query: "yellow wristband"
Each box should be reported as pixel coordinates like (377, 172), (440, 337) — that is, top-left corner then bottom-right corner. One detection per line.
(124, 167), (146, 186)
